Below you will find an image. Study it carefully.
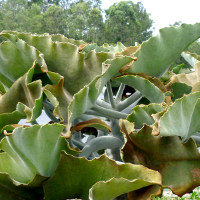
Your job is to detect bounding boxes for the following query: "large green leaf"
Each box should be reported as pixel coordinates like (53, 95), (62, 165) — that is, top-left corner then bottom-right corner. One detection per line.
(129, 23), (200, 77)
(157, 92), (200, 140)
(114, 74), (165, 103)
(0, 34), (47, 88)
(51, 34), (85, 46)
(120, 120), (200, 196)
(89, 178), (161, 200)
(0, 124), (77, 186)
(1, 31), (114, 95)
(44, 152), (161, 200)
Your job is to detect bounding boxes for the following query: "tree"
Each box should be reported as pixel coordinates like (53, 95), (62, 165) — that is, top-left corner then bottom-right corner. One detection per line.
(87, 7), (104, 44)
(105, 1), (153, 45)
(65, 1), (89, 40)
(0, 0), (29, 32)
(26, 3), (43, 33)
(65, 0), (103, 42)
(132, 2), (153, 42)
(42, 4), (65, 34)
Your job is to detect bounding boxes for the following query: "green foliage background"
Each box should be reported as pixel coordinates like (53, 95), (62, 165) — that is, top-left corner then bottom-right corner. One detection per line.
(0, 0), (153, 45)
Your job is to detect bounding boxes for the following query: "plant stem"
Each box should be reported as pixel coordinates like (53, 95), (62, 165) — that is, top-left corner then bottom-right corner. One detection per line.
(79, 136), (122, 158)
(43, 100), (54, 110)
(115, 83), (125, 103)
(110, 119), (125, 161)
(71, 139), (84, 149)
(116, 90), (143, 111)
(93, 104), (128, 119)
(106, 81), (116, 108)
(43, 106), (60, 123)
(84, 109), (107, 118)
(110, 119), (124, 142)
(96, 98), (112, 109)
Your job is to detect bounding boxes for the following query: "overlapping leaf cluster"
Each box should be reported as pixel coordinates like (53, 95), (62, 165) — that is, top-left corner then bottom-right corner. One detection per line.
(0, 23), (200, 199)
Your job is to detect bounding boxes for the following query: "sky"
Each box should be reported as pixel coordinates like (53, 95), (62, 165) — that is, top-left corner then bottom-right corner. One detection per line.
(101, 0), (200, 35)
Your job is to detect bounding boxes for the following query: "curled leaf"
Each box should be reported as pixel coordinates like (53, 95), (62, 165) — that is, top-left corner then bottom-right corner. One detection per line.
(120, 119), (200, 196)
(44, 152), (161, 200)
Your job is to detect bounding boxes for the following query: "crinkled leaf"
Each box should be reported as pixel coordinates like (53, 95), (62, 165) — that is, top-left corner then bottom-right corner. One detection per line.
(0, 64), (44, 130)
(120, 120), (200, 196)
(0, 34), (47, 88)
(44, 152), (161, 200)
(44, 76), (72, 122)
(0, 124), (77, 186)
(127, 103), (165, 127)
(115, 46), (139, 57)
(168, 61), (200, 88)
(129, 23), (200, 77)
(114, 74), (165, 103)
(89, 178), (161, 200)
(82, 43), (109, 53)
(158, 92), (200, 140)
(103, 42), (126, 52)
(0, 31), (75, 123)
(71, 118), (111, 133)
(51, 34), (85, 46)
(1, 31), (114, 95)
